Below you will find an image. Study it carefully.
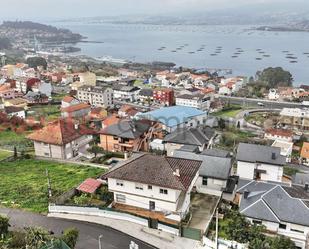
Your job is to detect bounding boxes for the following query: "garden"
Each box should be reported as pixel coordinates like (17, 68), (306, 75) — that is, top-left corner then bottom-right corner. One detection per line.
(0, 157), (104, 213)
(208, 203), (297, 249)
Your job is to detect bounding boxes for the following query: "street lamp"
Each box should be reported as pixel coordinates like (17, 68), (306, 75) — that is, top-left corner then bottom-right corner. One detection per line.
(98, 235), (103, 249)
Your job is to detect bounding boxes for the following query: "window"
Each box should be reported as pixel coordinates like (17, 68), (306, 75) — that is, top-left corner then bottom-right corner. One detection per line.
(160, 189), (168, 194)
(135, 184), (143, 190)
(116, 180), (124, 187)
(291, 228), (304, 234)
(148, 185), (152, 190)
(279, 223), (287, 230)
(202, 176), (208, 186)
(44, 152), (50, 156)
(116, 194), (126, 203)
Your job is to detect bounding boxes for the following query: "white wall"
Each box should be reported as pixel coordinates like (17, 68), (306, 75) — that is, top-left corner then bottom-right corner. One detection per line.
(237, 161), (283, 182)
(195, 176), (226, 196)
(247, 218), (309, 249)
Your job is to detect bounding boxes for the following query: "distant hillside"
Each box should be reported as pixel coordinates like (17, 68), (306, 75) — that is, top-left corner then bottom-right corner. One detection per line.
(0, 21), (83, 43)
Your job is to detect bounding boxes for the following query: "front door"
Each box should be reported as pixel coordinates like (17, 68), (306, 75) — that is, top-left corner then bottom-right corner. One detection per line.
(149, 201), (155, 211)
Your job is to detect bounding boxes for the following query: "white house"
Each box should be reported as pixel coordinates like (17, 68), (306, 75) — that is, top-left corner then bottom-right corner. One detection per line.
(174, 148), (233, 197)
(163, 127), (215, 156)
(268, 89), (280, 100)
(264, 128), (293, 142)
(77, 86), (113, 108)
(102, 154), (201, 222)
(4, 106), (25, 119)
(27, 120), (93, 160)
(236, 143), (286, 183)
(272, 139), (293, 163)
(175, 94), (211, 111)
(237, 180), (309, 249)
(61, 96), (80, 109)
(113, 85), (140, 102)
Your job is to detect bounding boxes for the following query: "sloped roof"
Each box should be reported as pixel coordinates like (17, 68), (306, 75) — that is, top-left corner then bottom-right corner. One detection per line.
(77, 178), (102, 194)
(236, 143), (286, 166)
(201, 148), (230, 158)
(27, 119), (93, 145)
(238, 180), (309, 226)
(61, 103), (91, 113)
(173, 150), (232, 180)
(301, 142), (309, 159)
(4, 106), (24, 114)
(101, 120), (150, 139)
(62, 96), (75, 103)
(102, 154), (201, 191)
(163, 127), (214, 146)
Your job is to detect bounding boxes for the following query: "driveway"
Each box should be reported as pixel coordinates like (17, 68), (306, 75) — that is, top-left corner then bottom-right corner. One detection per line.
(0, 207), (156, 249)
(188, 193), (220, 232)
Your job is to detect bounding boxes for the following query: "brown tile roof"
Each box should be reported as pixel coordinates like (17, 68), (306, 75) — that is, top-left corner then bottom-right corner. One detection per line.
(301, 142), (309, 159)
(27, 119), (93, 145)
(62, 96), (75, 103)
(102, 154), (201, 191)
(61, 103), (91, 113)
(265, 128), (293, 138)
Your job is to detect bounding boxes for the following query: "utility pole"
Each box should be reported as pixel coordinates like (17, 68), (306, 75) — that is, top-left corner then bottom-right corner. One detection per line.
(46, 168), (52, 198)
(215, 208), (218, 249)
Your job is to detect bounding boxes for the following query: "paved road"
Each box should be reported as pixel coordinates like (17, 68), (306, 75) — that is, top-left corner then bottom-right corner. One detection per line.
(0, 207), (157, 249)
(218, 95), (303, 109)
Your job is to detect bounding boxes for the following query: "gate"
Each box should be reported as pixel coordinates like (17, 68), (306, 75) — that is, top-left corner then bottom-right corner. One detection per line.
(148, 218), (158, 229)
(180, 227), (202, 241)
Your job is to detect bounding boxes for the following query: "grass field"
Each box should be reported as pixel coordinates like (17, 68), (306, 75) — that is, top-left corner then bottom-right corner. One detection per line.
(213, 107), (242, 118)
(0, 159), (104, 213)
(0, 150), (12, 160)
(28, 104), (61, 121)
(0, 128), (33, 151)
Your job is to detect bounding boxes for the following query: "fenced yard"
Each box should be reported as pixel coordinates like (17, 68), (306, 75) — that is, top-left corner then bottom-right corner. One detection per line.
(0, 158), (104, 213)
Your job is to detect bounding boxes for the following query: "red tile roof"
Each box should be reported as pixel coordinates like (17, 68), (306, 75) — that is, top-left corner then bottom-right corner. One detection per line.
(61, 103), (91, 113)
(265, 128), (293, 138)
(62, 96), (75, 103)
(27, 119), (93, 145)
(77, 178), (102, 194)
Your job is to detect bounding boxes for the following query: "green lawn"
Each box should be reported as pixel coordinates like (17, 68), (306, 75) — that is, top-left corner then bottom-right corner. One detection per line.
(0, 150), (12, 160)
(28, 104), (61, 121)
(0, 159), (104, 213)
(0, 129), (33, 151)
(213, 107), (242, 118)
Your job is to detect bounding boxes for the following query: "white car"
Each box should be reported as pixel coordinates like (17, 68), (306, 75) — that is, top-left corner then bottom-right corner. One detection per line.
(257, 102), (264, 106)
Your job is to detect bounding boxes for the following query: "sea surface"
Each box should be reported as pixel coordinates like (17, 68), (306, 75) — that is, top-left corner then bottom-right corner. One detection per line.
(55, 22), (309, 85)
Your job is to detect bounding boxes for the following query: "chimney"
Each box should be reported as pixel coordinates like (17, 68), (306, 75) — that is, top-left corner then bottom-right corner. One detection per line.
(173, 168), (180, 177)
(243, 189), (250, 199)
(271, 152), (276, 160)
(305, 183), (309, 191)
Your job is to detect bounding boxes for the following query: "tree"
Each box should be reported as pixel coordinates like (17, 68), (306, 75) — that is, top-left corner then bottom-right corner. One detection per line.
(87, 145), (104, 158)
(265, 236), (297, 249)
(26, 57), (47, 70)
(257, 67), (293, 88)
(61, 228), (79, 249)
(0, 215), (10, 236)
(13, 146), (18, 159)
(25, 227), (51, 249)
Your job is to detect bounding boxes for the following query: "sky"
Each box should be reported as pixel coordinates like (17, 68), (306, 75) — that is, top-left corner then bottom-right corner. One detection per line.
(0, 0), (308, 21)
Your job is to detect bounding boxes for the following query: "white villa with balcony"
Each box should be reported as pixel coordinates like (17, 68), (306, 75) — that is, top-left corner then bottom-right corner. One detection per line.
(102, 154), (201, 223)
